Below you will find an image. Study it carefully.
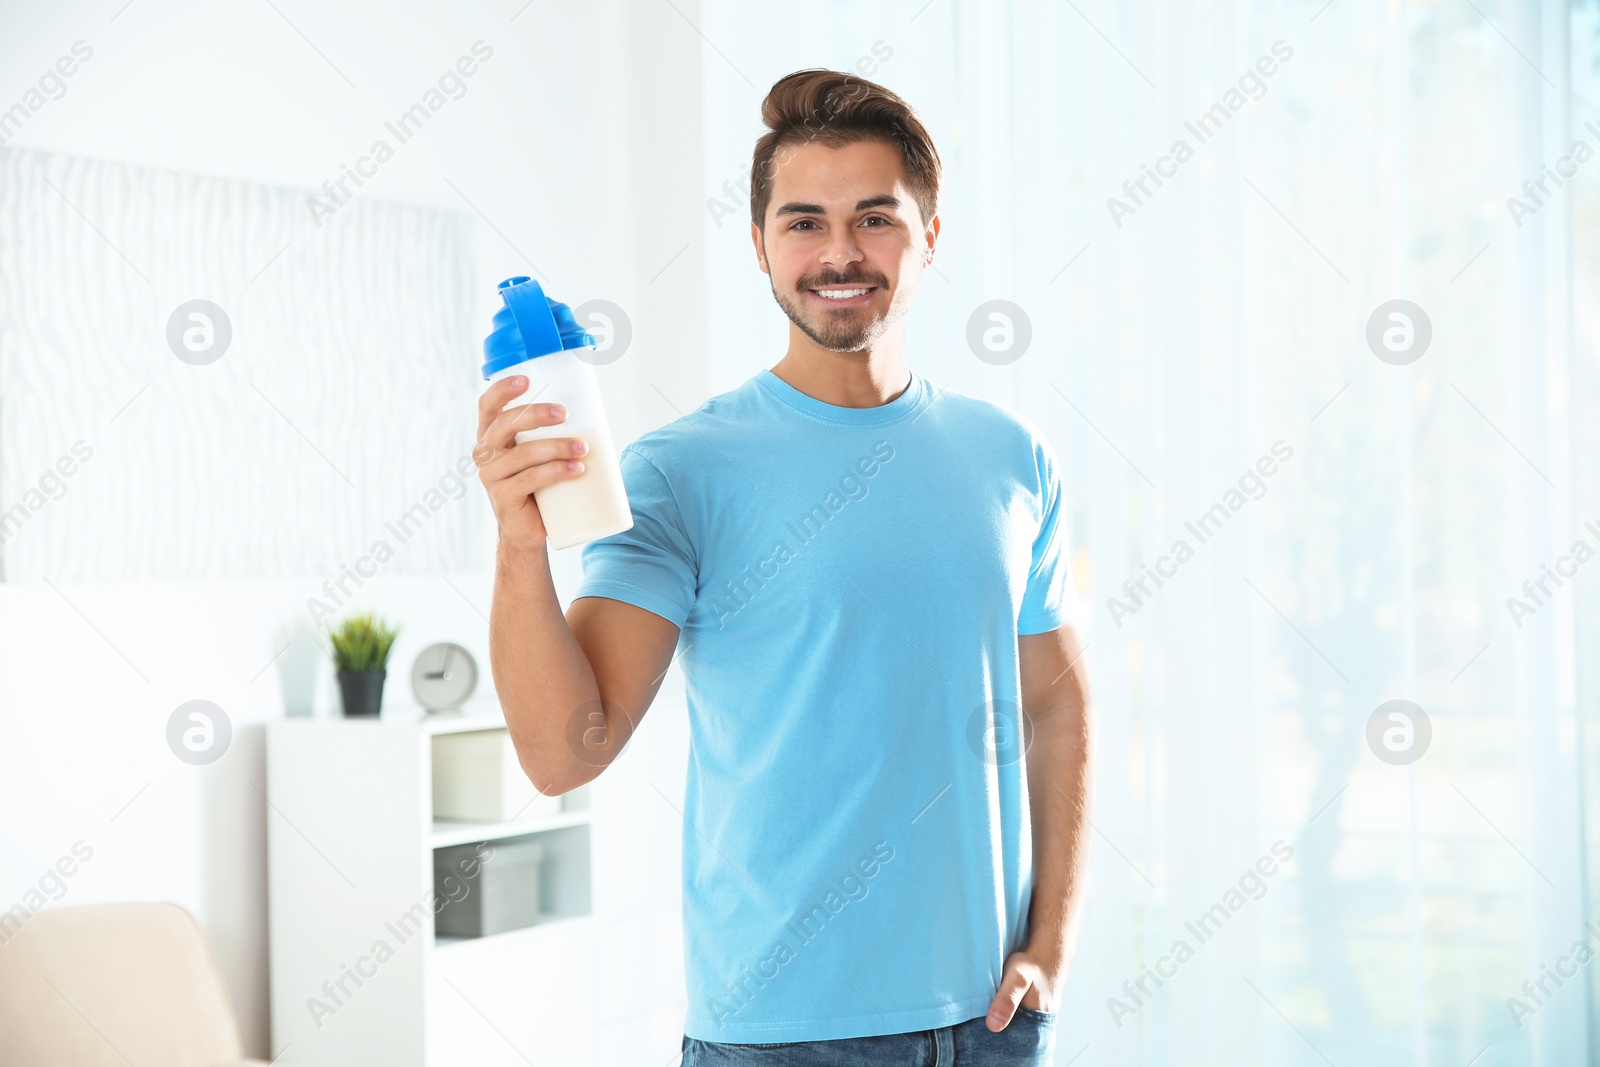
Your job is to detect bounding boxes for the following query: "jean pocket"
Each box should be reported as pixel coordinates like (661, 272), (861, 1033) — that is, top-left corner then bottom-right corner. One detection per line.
(1014, 1005), (1058, 1024)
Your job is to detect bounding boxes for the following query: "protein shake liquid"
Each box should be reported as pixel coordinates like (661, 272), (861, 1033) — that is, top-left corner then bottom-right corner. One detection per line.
(482, 276), (633, 550)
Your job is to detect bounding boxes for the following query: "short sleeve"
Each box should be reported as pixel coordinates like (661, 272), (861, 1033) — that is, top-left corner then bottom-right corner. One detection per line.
(1017, 436), (1071, 636)
(573, 446), (698, 627)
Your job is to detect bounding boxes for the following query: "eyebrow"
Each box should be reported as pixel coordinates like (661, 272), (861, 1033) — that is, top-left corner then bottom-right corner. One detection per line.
(773, 194), (901, 219)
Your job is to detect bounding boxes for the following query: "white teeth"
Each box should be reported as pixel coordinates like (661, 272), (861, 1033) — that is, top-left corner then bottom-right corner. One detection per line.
(814, 287), (872, 300)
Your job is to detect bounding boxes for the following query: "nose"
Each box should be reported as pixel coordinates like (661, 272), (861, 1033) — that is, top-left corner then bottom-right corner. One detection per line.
(818, 231), (864, 276)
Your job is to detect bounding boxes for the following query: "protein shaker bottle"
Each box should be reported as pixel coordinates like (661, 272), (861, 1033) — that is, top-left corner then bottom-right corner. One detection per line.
(482, 276), (633, 550)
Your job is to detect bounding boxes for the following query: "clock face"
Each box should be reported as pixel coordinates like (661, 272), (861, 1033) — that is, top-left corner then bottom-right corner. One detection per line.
(411, 642), (478, 712)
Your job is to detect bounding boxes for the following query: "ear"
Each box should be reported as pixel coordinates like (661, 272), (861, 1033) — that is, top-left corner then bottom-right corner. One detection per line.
(751, 220), (770, 275)
(922, 213), (940, 266)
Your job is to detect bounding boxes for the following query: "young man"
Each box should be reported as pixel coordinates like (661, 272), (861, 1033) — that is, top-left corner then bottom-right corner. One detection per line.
(476, 69), (1092, 1066)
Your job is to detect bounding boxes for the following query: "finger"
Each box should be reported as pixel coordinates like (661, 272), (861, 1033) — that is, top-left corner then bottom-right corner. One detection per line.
(482, 402), (542, 453)
(493, 457), (585, 503)
(483, 409), (579, 463)
(483, 401), (568, 452)
(477, 374), (529, 440)
(985, 969), (1031, 1032)
(479, 437), (588, 483)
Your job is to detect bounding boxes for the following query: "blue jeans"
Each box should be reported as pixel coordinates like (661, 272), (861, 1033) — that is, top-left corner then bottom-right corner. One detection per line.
(682, 1008), (1058, 1065)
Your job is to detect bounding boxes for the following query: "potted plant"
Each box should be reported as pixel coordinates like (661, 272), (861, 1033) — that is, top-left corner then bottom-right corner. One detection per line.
(329, 612), (400, 718)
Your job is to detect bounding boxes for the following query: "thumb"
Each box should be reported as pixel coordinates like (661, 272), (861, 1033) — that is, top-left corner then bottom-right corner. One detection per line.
(985, 960), (1032, 1032)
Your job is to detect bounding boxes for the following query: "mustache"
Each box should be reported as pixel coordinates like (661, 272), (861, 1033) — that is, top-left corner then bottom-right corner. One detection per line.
(801, 273), (883, 289)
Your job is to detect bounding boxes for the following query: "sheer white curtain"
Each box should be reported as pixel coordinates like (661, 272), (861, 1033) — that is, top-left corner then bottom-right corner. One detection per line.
(697, 0), (1592, 1063)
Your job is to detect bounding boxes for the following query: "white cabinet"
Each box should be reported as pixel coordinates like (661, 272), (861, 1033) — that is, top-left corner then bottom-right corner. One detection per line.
(266, 710), (594, 1066)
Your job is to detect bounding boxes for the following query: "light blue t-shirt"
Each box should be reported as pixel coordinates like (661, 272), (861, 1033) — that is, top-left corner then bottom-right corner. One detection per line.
(574, 367), (1072, 1044)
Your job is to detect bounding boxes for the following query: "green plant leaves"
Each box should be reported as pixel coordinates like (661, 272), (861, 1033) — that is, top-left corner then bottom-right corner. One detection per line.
(329, 611), (400, 673)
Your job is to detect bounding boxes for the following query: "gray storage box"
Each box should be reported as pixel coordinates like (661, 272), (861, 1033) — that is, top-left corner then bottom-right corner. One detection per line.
(434, 837), (544, 937)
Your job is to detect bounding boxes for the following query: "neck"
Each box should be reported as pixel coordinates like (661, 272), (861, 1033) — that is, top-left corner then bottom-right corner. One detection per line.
(769, 323), (911, 409)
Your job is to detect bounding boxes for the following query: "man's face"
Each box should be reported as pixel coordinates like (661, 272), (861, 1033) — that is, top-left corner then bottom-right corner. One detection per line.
(753, 138), (938, 353)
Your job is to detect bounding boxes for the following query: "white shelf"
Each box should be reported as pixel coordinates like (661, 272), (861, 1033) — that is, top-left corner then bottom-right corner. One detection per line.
(419, 709), (511, 735)
(430, 810), (591, 848)
(434, 913), (592, 955)
(267, 711), (596, 1066)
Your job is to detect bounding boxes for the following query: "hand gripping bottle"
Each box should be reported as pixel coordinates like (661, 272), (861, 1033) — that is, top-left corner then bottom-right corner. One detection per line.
(482, 276), (633, 550)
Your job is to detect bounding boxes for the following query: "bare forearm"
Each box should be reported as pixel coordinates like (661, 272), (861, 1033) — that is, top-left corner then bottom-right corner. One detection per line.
(1025, 688), (1093, 966)
(489, 542), (601, 793)
(983, 628), (1094, 1028)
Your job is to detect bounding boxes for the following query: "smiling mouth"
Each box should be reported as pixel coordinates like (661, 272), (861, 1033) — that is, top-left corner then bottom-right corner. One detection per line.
(808, 285), (878, 307)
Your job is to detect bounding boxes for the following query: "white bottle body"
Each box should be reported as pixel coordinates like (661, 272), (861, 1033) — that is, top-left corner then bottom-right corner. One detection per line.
(487, 349), (633, 550)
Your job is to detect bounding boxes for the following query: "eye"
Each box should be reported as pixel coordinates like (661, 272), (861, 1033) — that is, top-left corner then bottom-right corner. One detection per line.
(790, 219), (819, 231)
(862, 215), (891, 227)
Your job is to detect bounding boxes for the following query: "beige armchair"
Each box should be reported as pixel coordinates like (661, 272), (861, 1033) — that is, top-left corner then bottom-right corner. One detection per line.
(0, 902), (280, 1067)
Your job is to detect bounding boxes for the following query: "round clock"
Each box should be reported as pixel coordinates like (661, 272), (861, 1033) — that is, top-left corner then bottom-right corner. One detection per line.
(410, 642), (478, 713)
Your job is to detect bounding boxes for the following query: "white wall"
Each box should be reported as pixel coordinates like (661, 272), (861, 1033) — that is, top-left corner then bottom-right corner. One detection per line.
(0, 0), (708, 1061)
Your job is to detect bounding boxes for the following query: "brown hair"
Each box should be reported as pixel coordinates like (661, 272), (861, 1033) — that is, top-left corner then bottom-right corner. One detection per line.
(750, 69), (941, 234)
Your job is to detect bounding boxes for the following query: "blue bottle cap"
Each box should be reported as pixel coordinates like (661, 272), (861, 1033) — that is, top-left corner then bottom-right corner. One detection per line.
(482, 276), (596, 379)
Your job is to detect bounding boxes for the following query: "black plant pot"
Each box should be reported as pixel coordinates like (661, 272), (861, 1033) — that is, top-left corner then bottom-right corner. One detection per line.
(338, 669), (386, 718)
